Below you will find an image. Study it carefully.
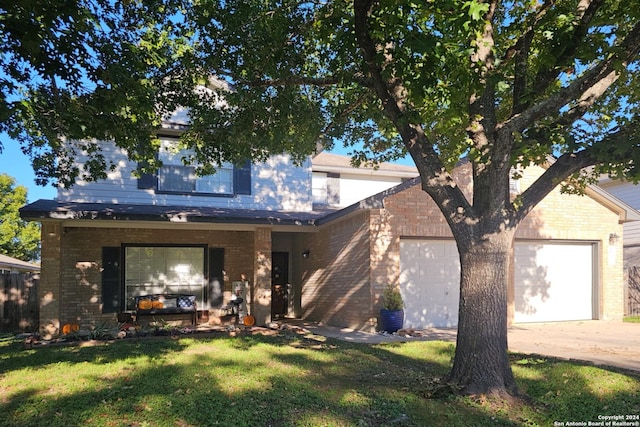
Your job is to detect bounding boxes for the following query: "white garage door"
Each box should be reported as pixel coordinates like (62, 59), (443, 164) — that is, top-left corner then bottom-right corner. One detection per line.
(399, 240), (460, 328)
(514, 242), (594, 323)
(399, 240), (595, 328)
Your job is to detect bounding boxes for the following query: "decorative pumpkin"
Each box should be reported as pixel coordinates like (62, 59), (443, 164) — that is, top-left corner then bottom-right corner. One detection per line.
(138, 299), (152, 310)
(62, 323), (79, 334)
(243, 315), (255, 326)
(152, 300), (164, 309)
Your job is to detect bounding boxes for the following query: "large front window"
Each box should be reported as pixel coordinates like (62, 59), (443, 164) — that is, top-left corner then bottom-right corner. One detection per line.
(124, 245), (205, 310)
(157, 140), (234, 194)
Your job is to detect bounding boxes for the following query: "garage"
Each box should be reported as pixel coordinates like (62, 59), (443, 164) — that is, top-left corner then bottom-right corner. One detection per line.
(399, 239), (595, 328)
(399, 240), (460, 328)
(514, 241), (594, 323)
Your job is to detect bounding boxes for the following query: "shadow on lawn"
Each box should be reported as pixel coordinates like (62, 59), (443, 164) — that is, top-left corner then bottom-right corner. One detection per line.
(0, 333), (638, 426)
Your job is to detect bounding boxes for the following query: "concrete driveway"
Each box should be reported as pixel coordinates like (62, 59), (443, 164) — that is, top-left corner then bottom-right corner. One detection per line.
(292, 320), (640, 372)
(507, 321), (640, 372)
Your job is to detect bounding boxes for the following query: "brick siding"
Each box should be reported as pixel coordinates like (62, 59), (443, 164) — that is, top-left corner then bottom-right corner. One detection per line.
(39, 226), (255, 337)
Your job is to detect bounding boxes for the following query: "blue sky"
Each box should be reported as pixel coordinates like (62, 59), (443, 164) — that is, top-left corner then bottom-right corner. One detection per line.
(1, 137), (57, 202)
(1, 136), (415, 204)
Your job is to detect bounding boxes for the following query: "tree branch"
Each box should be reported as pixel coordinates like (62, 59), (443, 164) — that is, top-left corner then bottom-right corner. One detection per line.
(242, 74), (373, 88)
(503, 20), (640, 134)
(353, 0), (474, 228)
(529, 0), (604, 97)
(513, 150), (597, 223)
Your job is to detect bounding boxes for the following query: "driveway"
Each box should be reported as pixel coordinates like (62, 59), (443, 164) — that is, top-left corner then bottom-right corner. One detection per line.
(291, 320), (640, 372)
(507, 321), (640, 372)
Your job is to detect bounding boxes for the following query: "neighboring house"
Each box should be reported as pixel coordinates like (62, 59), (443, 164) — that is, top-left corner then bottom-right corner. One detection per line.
(0, 254), (40, 275)
(20, 136), (635, 337)
(597, 177), (640, 315)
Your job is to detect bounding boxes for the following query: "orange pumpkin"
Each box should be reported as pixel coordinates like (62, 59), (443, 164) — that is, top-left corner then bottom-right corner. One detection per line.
(62, 323), (79, 334)
(152, 300), (164, 309)
(138, 299), (152, 310)
(243, 315), (255, 326)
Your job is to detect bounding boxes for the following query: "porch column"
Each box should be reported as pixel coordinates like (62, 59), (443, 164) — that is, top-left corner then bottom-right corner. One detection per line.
(39, 222), (63, 339)
(252, 227), (272, 326)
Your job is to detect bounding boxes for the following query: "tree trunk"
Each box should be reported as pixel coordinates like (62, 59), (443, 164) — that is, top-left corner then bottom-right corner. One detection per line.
(448, 231), (518, 397)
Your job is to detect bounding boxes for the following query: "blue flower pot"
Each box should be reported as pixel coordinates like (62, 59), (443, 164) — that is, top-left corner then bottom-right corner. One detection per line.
(380, 309), (404, 333)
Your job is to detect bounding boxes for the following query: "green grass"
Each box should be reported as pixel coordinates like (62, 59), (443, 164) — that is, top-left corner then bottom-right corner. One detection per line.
(624, 316), (640, 323)
(1, 331), (639, 427)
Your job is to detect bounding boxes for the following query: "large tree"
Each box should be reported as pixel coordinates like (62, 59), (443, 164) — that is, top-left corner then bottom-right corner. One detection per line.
(0, 174), (40, 261)
(3, 0), (640, 396)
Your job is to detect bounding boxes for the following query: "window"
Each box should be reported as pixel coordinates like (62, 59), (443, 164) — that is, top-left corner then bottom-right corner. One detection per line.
(312, 172), (340, 206)
(157, 140), (234, 194)
(312, 172), (328, 204)
(124, 245), (205, 310)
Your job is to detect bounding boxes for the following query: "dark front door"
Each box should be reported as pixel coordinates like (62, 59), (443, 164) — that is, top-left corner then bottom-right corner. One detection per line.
(271, 252), (289, 319)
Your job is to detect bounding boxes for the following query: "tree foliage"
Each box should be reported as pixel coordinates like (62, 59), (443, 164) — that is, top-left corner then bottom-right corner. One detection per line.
(0, 174), (40, 261)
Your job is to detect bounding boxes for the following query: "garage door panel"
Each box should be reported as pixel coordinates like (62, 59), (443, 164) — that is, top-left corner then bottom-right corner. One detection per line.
(400, 240), (459, 328)
(514, 243), (593, 323)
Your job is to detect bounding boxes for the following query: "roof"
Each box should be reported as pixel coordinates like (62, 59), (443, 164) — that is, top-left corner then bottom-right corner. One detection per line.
(19, 199), (330, 227)
(19, 168), (639, 228)
(0, 254), (40, 272)
(312, 151), (418, 178)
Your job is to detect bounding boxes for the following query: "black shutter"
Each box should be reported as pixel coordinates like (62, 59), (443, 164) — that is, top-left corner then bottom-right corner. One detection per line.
(101, 247), (121, 313)
(234, 160), (252, 195)
(208, 248), (225, 306)
(137, 161), (157, 189)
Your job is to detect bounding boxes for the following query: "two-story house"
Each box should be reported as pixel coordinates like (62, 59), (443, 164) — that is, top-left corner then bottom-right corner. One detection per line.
(20, 132), (637, 338)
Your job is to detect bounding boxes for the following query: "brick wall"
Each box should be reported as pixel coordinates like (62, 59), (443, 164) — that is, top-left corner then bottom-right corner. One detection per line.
(299, 211), (374, 330)
(41, 226), (255, 337)
(373, 163), (624, 323)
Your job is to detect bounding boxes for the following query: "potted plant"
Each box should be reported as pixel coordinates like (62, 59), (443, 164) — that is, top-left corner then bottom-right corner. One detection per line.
(379, 284), (404, 333)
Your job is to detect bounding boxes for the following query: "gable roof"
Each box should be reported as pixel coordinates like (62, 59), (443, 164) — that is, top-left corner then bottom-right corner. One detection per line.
(0, 254), (40, 272)
(312, 152), (418, 178)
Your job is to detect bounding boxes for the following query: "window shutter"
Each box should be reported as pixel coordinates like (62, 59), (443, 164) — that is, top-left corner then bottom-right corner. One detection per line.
(208, 248), (225, 307)
(234, 160), (252, 195)
(137, 161), (157, 189)
(101, 247), (121, 313)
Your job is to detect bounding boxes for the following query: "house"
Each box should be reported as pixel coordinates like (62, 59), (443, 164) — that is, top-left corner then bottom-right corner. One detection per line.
(0, 254), (40, 275)
(597, 177), (640, 315)
(311, 151), (418, 208)
(19, 135), (635, 338)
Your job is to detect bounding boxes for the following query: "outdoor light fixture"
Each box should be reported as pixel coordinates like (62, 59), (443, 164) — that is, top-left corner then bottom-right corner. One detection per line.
(302, 250), (310, 259)
(609, 233), (620, 245)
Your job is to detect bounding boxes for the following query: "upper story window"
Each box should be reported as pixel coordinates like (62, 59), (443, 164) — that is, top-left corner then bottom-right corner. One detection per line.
(158, 141), (234, 195)
(137, 138), (252, 196)
(312, 172), (340, 206)
(312, 172), (328, 204)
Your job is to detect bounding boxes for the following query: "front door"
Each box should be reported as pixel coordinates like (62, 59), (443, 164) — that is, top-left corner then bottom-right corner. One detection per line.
(271, 252), (289, 319)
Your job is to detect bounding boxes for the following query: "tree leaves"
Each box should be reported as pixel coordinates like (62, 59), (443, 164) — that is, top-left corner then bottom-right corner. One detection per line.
(0, 174), (40, 261)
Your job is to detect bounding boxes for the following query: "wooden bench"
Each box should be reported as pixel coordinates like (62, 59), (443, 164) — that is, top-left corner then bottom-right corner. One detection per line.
(132, 294), (197, 326)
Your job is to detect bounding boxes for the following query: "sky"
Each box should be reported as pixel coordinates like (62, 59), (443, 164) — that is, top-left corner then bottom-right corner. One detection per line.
(0, 136), (415, 204)
(0, 137), (57, 202)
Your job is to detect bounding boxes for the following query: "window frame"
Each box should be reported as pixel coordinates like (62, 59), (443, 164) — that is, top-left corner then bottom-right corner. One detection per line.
(121, 243), (208, 311)
(137, 137), (252, 197)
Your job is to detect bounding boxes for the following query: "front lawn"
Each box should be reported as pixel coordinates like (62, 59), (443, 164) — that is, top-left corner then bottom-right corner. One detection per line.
(1, 331), (638, 426)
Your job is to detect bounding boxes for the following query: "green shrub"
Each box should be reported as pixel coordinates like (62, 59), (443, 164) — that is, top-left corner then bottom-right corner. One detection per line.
(382, 284), (404, 311)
